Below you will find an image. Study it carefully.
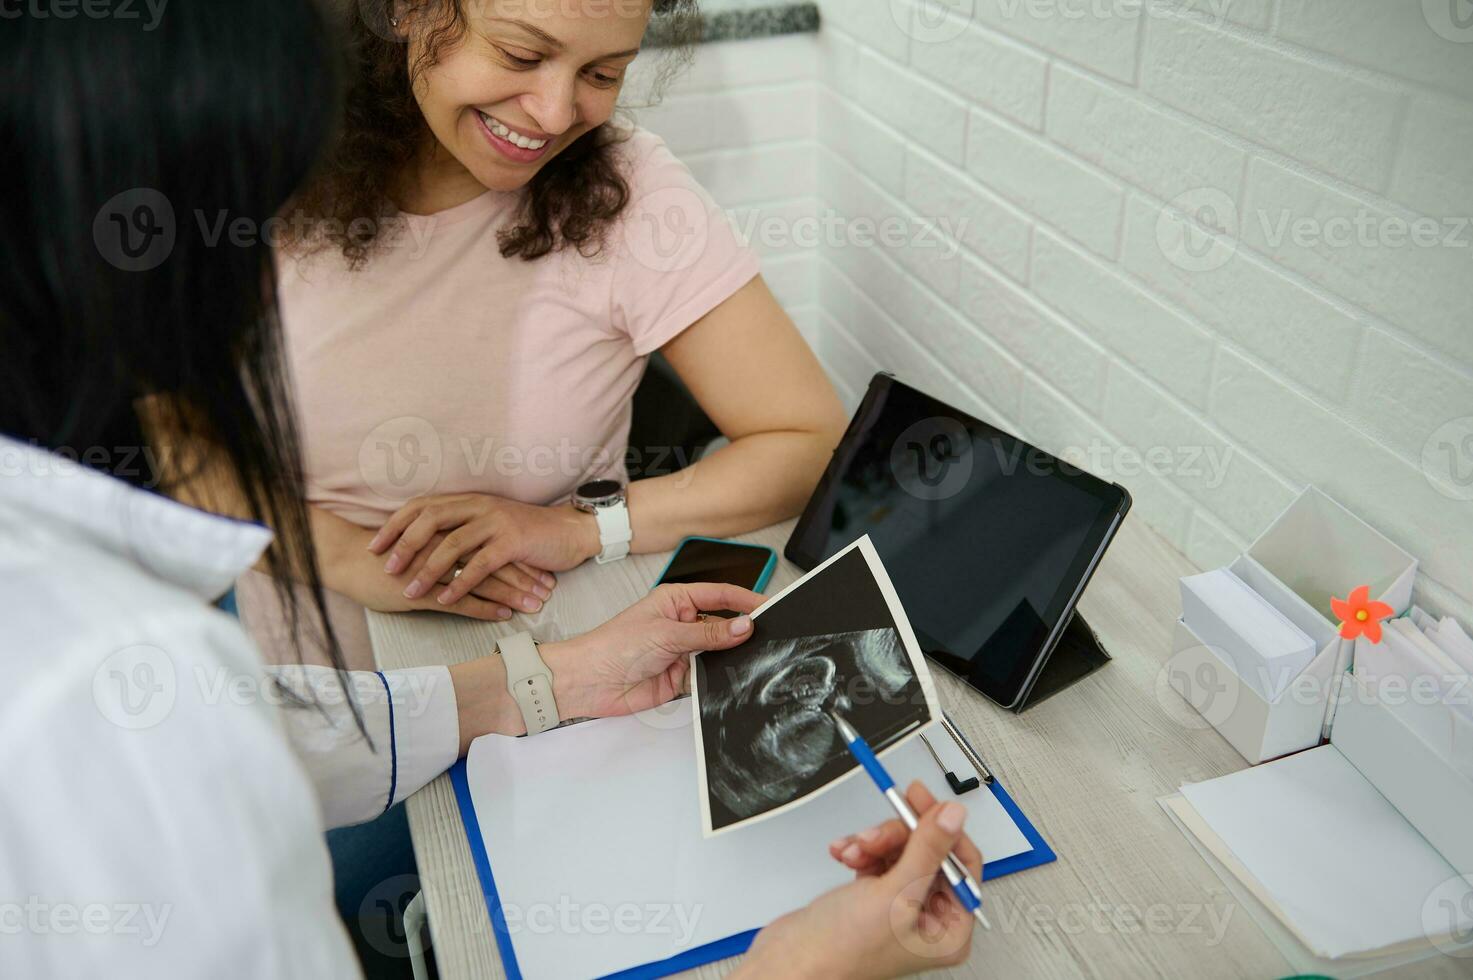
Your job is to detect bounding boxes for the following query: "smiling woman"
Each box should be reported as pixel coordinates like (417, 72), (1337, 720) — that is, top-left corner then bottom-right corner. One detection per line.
(289, 0), (699, 263)
(227, 0), (849, 674)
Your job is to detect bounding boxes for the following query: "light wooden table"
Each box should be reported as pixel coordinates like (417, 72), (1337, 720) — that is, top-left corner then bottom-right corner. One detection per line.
(367, 518), (1471, 979)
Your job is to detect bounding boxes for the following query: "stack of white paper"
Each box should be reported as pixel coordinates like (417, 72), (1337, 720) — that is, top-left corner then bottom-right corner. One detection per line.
(1180, 568), (1317, 701)
(1172, 747), (1473, 961)
(1354, 611), (1473, 781)
(1422, 614), (1473, 675)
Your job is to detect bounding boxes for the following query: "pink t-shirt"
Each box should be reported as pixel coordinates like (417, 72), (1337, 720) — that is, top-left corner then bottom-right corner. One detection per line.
(237, 127), (760, 668)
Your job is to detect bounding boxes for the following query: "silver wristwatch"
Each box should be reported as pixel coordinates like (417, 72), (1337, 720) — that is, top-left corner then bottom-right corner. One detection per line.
(572, 478), (631, 564)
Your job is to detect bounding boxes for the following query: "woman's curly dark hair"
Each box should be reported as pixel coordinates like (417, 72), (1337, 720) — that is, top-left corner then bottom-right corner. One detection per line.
(288, 0), (699, 267)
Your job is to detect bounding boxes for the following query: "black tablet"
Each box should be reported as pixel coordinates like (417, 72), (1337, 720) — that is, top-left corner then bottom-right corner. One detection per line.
(786, 374), (1131, 709)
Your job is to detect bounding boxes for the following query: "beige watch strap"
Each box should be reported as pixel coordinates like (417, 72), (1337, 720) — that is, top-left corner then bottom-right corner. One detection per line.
(499, 631), (559, 735)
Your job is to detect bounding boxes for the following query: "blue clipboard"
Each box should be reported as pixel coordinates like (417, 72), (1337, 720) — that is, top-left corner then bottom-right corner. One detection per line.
(449, 758), (1055, 980)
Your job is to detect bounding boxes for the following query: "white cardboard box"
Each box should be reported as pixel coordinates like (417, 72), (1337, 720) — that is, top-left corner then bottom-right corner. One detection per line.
(1179, 568), (1318, 702)
(1170, 619), (1338, 763)
(1164, 678), (1473, 970)
(1167, 487), (1418, 764)
(1353, 630), (1473, 783)
(1163, 613), (1473, 970)
(1333, 673), (1473, 875)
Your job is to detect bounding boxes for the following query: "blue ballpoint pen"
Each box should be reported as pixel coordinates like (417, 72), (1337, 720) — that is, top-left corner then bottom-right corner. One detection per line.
(829, 710), (991, 930)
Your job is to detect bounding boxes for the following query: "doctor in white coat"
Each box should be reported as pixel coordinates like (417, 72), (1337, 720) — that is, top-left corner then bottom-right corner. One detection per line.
(0, 3), (982, 978)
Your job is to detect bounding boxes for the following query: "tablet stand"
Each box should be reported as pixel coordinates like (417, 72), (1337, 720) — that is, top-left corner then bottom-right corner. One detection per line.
(1016, 610), (1112, 710)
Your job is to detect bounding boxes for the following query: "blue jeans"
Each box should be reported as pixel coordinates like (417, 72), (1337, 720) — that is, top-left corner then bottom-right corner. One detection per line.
(327, 803), (426, 979)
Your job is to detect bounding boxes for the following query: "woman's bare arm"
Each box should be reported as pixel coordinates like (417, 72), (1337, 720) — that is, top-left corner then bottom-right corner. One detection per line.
(628, 274), (849, 551)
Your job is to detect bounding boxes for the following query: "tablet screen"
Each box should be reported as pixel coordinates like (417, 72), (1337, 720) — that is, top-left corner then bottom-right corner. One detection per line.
(786, 376), (1129, 707)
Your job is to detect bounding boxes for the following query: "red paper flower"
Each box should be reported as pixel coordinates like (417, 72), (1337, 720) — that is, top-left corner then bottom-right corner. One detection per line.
(1331, 585), (1394, 643)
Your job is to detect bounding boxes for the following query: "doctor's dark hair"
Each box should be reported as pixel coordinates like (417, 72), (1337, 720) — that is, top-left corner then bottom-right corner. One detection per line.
(0, 1), (364, 732)
(285, 0), (700, 267)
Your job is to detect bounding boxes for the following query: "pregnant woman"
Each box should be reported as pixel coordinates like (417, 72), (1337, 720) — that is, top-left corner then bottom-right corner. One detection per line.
(232, 0), (847, 670)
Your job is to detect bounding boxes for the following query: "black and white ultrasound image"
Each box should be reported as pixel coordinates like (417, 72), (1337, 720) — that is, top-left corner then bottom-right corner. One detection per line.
(697, 627), (928, 832)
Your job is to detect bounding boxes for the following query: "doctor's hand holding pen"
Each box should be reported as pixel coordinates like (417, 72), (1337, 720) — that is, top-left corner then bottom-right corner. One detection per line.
(734, 781), (984, 979)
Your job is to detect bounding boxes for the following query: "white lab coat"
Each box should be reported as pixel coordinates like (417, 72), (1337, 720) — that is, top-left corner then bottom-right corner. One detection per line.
(0, 437), (460, 978)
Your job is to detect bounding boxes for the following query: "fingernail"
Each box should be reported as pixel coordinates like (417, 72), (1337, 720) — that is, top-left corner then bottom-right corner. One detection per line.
(521, 596), (541, 612)
(729, 615), (752, 636)
(367, 534), (383, 551)
(403, 579), (423, 598)
(829, 836), (849, 852)
(841, 843), (861, 863)
(385, 555), (403, 574)
(497, 607), (513, 620)
(858, 826), (881, 843)
(435, 589), (453, 605)
(534, 585), (551, 600)
(540, 573), (556, 588)
(938, 803), (966, 833)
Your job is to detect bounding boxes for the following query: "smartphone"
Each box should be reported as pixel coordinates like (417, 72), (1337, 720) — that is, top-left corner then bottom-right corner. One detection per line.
(654, 536), (777, 614)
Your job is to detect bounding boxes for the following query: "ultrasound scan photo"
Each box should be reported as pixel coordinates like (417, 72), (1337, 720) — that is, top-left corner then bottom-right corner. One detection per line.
(699, 627), (927, 830)
(692, 536), (937, 835)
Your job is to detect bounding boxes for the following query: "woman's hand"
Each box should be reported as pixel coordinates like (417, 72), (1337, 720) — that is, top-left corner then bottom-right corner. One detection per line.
(449, 582), (763, 750)
(546, 582), (763, 719)
(367, 493), (598, 606)
(333, 528), (554, 621)
(736, 781), (982, 980)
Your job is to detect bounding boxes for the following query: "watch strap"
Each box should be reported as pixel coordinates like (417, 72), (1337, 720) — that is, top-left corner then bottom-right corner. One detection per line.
(592, 500), (632, 564)
(499, 631), (559, 735)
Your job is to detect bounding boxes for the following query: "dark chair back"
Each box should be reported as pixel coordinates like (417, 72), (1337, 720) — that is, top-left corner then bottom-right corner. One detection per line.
(627, 352), (720, 481)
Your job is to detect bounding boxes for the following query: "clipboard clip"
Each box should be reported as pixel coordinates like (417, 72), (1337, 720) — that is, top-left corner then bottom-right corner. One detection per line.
(919, 732), (980, 794)
(918, 712), (997, 794)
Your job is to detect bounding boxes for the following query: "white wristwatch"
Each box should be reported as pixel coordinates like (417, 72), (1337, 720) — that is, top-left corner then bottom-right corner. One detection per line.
(572, 479), (631, 564)
(498, 631), (559, 735)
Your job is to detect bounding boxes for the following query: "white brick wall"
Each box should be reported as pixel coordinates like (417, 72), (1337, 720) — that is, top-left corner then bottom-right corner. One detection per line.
(629, 4), (1473, 624)
(624, 34), (821, 320)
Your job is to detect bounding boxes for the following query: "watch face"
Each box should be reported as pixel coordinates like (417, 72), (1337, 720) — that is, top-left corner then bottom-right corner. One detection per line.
(577, 479), (623, 502)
